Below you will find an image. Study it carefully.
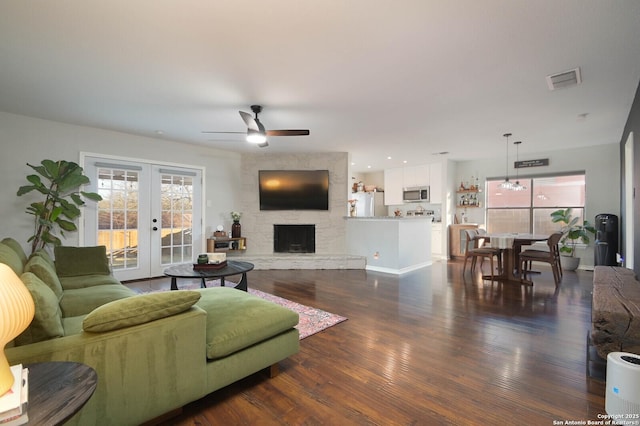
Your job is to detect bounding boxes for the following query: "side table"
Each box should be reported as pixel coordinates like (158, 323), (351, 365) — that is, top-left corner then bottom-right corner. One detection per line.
(25, 361), (97, 425)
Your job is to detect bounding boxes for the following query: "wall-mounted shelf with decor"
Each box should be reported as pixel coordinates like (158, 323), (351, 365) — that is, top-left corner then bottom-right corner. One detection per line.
(456, 189), (482, 208)
(206, 237), (246, 252)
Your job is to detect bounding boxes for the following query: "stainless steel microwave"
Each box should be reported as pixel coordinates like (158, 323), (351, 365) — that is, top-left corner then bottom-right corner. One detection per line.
(403, 186), (430, 203)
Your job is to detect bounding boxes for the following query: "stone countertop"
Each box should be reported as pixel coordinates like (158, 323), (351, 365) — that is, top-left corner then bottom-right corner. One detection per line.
(344, 216), (434, 221)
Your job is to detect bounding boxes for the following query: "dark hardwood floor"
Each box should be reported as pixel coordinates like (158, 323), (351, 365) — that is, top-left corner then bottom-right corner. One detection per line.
(129, 259), (606, 425)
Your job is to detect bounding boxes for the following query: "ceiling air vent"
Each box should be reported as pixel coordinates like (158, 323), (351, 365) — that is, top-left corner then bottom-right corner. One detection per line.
(546, 67), (582, 91)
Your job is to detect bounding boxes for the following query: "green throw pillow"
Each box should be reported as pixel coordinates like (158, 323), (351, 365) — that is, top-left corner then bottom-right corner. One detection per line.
(24, 255), (63, 300)
(30, 249), (55, 269)
(1, 238), (28, 266)
(15, 272), (64, 345)
(0, 243), (24, 276)
(54, 246), (111, 277)
(82, 290), (201, 332)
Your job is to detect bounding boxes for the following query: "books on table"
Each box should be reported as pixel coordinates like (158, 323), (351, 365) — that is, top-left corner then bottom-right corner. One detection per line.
(0, 365), (28, 425)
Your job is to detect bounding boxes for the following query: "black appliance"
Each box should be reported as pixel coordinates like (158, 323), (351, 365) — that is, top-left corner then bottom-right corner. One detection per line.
(594, 214), (619, 266)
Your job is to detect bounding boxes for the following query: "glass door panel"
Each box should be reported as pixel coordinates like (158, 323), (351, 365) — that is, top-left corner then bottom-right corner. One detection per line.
(97, 168), (140, 271)
(150, 166), (201, 277)
(83, 157), (202, 281)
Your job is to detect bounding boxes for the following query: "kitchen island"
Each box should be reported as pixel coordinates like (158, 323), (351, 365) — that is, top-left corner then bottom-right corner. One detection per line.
(345, 217), (432, 274)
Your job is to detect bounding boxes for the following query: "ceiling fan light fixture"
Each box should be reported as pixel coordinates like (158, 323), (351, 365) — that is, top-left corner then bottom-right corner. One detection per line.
(204, 105), (308, 148)
(246, 129), (267, 144)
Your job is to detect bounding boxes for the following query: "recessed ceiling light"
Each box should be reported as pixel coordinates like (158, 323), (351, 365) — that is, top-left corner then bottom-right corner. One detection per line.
(367, 165), (372, 169)
(351, 162), (356, 166)
(155, 130), (164, 135)
(387, 156), (392, 160)
(403, 160), (408, 164)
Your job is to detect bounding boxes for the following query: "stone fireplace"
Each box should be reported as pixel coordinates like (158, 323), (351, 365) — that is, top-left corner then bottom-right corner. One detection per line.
(274, 224), (315, 253)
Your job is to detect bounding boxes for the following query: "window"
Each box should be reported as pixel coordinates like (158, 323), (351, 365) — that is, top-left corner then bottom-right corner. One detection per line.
(486, 174), (586, 234)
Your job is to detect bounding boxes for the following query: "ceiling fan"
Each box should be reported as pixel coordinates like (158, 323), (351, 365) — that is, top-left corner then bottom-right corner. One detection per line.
(203, 105), (310, 148)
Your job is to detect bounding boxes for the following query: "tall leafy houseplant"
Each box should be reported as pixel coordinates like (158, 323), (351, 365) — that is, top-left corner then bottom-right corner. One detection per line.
(550, 208), (596, 257)
(17, 160), (102, 255)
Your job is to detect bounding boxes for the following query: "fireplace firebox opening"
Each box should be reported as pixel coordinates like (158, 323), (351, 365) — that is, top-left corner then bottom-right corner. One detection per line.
(274, 225), (315, 253)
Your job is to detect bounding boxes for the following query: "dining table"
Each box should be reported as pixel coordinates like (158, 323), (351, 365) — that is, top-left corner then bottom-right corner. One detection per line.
(482, 233), (550, 285)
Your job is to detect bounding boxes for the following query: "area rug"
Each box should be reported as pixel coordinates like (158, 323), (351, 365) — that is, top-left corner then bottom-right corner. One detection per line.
(134, 282), (347, 340)
(247, 288), (347, 339)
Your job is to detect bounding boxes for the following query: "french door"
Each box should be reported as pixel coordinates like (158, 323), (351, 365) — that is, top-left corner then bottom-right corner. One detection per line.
(82, 156), (203, 281)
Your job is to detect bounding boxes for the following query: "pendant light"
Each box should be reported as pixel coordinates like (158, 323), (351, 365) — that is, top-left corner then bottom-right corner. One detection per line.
(512, 141), (527, 191)
(499, 133), (513, 189)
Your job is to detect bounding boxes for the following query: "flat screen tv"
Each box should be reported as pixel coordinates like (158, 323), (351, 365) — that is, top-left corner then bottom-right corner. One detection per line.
(259, 170), (329, 210)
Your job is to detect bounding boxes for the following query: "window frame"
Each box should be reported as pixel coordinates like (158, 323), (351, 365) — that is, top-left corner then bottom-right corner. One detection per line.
(485, 171), (586, 235)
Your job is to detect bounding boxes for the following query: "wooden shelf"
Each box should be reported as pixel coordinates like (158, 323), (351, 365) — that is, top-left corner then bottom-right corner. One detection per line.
(207, 237), (246, 252)
(456, 189), (482, 208)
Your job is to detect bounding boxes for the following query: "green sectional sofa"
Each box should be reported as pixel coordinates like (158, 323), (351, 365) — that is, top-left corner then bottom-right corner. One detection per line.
(0, 238), (299, 425)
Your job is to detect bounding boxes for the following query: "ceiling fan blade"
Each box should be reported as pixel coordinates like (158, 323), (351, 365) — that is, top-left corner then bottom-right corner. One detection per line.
(266, 129), (310, 137)
(239, 111), (260, 131)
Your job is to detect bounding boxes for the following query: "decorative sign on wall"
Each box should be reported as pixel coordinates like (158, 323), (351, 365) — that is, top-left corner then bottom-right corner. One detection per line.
(515, 158), (549, 168)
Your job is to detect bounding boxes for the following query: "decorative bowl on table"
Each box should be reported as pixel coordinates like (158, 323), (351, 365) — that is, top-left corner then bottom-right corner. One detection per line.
(193, 253), (227, 270)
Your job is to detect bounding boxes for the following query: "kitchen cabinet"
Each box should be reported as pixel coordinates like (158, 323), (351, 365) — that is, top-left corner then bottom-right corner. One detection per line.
(431, 223), (443, 258)
(449, 224), (479, 259)
(384, 162), (445, 206)
(384, 167), (404, 205)
(385, 165), (430, 205)
(403, 164), (429, 187)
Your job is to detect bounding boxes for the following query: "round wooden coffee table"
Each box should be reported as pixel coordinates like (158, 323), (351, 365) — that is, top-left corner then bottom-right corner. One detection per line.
(164, 260), (255, 291)
(26, 361), (97, 425)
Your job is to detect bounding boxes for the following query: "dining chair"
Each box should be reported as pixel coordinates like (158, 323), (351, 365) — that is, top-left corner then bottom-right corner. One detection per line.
(462, 229), (503, 280)
(518, 231), (564, 285)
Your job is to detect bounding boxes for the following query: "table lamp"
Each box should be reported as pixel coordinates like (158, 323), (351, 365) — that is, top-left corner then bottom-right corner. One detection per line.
(0, 263), (35, 395)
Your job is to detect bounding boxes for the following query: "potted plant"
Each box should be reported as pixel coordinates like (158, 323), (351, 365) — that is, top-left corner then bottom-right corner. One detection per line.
(550, 208), (596, 271)
(17, 160), (102, 255)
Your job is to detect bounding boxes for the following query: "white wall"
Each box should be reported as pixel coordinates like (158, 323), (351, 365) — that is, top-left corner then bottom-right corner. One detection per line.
(0, 111), (242, 253)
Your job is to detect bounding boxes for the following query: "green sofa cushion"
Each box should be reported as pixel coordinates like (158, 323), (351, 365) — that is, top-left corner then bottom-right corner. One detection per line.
(58, 273), (121, 290)
(82, 290), (201, 332)
(0, 242), (24, 276)
(61, 315), (85, 336)
(14, 272), (64, 346)
(1, 238), (28, 266)
(24, 255), (63, 300)
(30, 249), (55, 269)
(196, 287), (299, 360)
(60, 285), (137, 317)
(54, 245), (110, 277)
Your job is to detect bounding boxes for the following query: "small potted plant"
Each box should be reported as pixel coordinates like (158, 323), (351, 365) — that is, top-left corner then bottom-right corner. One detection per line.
(550, 208), (596, 271)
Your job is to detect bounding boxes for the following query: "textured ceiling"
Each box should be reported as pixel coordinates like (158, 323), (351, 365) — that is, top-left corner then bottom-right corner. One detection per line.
(1, 1), (639, 172)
